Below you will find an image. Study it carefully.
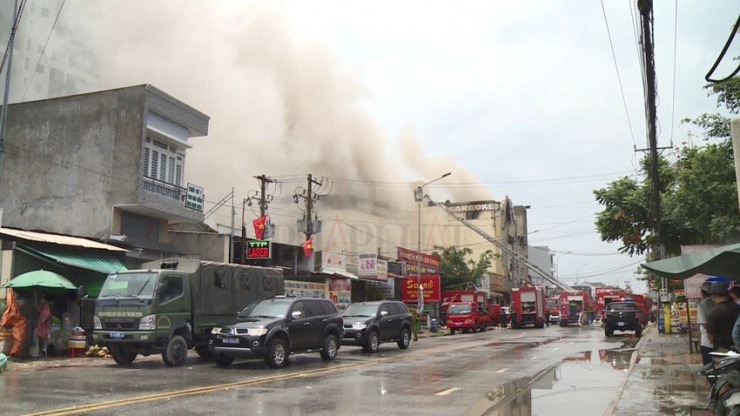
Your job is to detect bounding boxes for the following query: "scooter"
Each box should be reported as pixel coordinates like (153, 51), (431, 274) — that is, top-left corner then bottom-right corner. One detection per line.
(699, 351), (740, 416)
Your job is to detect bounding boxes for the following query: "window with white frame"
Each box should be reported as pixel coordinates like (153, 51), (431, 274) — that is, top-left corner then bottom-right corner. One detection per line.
(143, 137), (184, 186)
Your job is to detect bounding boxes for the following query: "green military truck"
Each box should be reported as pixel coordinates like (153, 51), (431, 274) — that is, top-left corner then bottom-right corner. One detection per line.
(91, 258), (284, 366)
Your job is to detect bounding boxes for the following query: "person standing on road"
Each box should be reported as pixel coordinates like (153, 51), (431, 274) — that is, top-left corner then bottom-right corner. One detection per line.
(706, 281), (740, 352)
(697, 281), (715, 365)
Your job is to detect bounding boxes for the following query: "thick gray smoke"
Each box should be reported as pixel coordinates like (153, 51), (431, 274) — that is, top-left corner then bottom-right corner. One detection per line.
(37, 1), (494, 252)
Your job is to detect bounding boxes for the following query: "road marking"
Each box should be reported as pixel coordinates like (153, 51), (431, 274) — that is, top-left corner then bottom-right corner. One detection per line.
(552, 347), (560, 351)
(26, 334), (556, 415)
(530, 355), (539, 360)
(435, 387), (461, 396)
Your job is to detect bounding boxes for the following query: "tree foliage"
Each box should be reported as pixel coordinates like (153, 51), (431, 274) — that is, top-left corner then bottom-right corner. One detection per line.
(594, 75), (740, 258)
(432, 245), (495, 291)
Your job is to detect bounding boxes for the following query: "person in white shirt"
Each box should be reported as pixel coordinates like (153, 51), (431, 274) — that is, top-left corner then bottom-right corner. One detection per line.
(697, 281), (716, 365)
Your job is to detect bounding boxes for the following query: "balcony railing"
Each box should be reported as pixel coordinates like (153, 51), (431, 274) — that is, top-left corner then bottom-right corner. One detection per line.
(142, 177), (203, 212)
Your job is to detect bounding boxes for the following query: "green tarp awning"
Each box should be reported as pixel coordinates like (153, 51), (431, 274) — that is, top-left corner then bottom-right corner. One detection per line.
(24, 246), (127, 274)
(640, 243), (740, 280)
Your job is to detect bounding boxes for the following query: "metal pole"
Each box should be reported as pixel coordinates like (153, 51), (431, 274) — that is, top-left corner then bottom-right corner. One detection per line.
(0, 0), (18, 181)
(413, 172), (451, 313)
(417, 192), (423, 312)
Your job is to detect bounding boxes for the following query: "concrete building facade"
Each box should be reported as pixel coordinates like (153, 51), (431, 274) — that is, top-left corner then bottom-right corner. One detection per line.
(0, 84), (209, 265)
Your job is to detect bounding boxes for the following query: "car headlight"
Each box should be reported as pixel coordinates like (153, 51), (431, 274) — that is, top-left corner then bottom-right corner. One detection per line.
(139, 314), (156, 330)
(93, 316), (102, 330)
(352, 322), (367, 330)
(211, 327), (222, 335)
(249, 328), (268, 336)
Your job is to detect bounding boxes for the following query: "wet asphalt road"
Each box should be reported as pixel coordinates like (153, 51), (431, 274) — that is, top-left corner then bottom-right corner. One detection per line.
(2, 323), (640, 416)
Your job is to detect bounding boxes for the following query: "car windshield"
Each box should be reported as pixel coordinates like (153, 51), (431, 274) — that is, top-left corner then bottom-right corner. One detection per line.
(239, 299), (291, 319)
(546, 300), (558, 308)
(608, 303), (635, 312)
(98, 272), (158, 299)
(343, 303), (379, 317)
(448, 304), (472, 315)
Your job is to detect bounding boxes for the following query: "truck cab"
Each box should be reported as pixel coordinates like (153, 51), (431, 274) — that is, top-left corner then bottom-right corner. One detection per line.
(446, 301), (491, 334)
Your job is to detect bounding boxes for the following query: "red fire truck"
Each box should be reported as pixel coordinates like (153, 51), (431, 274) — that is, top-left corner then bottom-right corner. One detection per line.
(511, 286), (546, 329)
(595, 288), (626, 321)
(441, 290), (490, 327)
(626, 293), (650, 326)
(559, 290), (595, 326)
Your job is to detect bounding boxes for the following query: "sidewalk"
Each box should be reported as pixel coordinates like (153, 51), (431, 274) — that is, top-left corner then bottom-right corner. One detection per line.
(609, 325), (712, 416)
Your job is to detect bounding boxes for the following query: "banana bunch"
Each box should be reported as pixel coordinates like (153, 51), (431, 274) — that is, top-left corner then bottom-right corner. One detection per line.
(85, 345), (110, 357)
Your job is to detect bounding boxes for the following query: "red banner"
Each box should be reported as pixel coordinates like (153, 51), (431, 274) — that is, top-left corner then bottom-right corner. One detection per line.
(401, 275), (441, 304)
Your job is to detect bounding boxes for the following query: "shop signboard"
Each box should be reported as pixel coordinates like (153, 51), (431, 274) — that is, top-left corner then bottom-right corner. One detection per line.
(284, 280), (327, 298)
(397, 247), (440, 275)
(401, 275), (441, 305)
(246, 240), (271, 260)
(328, 278), (351, 311)
(358, 253), (388, 282)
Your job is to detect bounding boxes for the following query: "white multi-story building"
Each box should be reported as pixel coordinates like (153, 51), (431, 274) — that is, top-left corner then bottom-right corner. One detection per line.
(0, 0), (99, 103)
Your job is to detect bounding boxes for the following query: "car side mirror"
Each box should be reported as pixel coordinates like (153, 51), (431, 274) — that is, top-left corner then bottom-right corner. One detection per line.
(291, 310), (303, 320)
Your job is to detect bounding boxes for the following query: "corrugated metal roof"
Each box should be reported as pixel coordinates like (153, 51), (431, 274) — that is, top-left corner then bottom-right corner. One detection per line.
(0, 227), (128, 252)
(22, 246), (127, 275)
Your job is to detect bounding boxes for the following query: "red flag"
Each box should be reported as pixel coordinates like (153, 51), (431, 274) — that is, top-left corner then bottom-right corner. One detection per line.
(302, 236), (314, 257)
(252, 216), (267, 239)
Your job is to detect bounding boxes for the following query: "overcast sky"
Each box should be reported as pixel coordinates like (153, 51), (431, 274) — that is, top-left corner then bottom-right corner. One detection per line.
(52, 1), (740, 293)
(273, 1), (740, 293)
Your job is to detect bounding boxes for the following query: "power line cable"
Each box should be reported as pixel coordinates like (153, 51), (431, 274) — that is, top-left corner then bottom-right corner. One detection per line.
(21, 0), (66, 101)
(601, 0), (637, 148)
(705, 14), (740, 83)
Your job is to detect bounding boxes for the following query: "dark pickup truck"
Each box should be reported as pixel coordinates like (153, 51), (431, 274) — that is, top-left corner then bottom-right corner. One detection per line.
(604, 301), (642, 337)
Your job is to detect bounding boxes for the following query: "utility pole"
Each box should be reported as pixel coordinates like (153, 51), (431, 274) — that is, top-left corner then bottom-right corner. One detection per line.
(638, 0), (668, 321)
(304, 174), (322, 239)
(255, 174), (274, 217)
(0, 0), (19, 181)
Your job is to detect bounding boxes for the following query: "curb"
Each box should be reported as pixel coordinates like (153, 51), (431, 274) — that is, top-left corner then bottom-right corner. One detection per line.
(602, 325), (654, 416)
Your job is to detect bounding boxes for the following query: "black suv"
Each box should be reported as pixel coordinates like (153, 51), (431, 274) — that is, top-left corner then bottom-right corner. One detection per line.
(604, 301), (642, 337)
(210, 296), (344, 368)
(341, 300), (412, 353)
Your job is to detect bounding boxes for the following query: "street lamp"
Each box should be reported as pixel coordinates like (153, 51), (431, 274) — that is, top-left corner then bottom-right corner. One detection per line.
(575, 263), (589, 285)
(414, 172), (451, 313)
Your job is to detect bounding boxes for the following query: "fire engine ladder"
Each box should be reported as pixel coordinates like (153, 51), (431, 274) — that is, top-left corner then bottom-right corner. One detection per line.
(426, 197), (577, 294)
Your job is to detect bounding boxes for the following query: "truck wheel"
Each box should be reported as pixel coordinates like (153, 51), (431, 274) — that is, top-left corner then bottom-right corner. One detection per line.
(265, 338), (288, 368)
(162, 335), (188, 367)
(214, 352), (234, 367)
(320, 334), (338, 361)
(450, 328), (456, 335)
(363, 331), (380, 353)
(110, 345), (137, 365)
(397, 328), (411, 350)
(472, 323), (478, 333)
(195, 343), (212, 358)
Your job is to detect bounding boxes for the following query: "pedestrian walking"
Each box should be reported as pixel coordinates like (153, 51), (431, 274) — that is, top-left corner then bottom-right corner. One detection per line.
(707, 281), (740, 352)
(697, 280), (715, 365)
(411, 309), (420, 341)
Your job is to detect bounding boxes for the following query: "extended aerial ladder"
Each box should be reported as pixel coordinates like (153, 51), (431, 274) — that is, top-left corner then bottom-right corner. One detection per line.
(426, 197), (577, 294)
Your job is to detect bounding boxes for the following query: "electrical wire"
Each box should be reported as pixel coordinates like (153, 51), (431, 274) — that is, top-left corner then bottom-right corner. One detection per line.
(21, 0), (66, 101)
(705, 14), (740, 83)
(601, 0), (637, 148)
(669, 0), (678, 145)
(0, 0), (28, 76)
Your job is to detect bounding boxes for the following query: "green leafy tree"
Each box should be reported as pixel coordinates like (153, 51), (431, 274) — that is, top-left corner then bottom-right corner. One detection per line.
(594, 75), (740, 258)
(432, 245), (495, 291)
